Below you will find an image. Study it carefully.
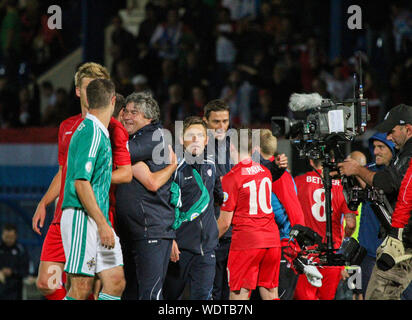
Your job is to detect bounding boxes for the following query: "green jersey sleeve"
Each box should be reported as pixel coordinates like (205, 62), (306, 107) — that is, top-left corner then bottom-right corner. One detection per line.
(72, 122), (102, 182)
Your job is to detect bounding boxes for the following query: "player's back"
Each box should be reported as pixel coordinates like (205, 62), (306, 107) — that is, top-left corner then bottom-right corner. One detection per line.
(221, 159), (280, 250)
(294, 170), (352, 248)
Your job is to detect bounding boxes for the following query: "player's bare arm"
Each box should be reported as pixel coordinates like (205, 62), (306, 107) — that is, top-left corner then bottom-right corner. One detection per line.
(217, 210), (234, 238)
(131, 145), (177, 192)
(32, 166), (62, 235)
(111, 164), (132, 184)
(344, 213), (357, 238)
(74, 179), (114, 249)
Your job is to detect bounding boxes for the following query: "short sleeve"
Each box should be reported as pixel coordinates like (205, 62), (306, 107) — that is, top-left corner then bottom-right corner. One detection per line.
(111, 126), (131, 167)
(220, 173), (238, 212)
(72, 125), (100, 182)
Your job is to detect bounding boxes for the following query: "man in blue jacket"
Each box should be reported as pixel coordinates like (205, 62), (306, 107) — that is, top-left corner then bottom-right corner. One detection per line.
(357, 132), (395, 297)
(115, 92), (177, 300)
(163, 116), (223, 300)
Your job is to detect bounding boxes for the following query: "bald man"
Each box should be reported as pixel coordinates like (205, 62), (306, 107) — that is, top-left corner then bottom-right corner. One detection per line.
(350, 151), (367, 166)
(349, 151), (367, 188)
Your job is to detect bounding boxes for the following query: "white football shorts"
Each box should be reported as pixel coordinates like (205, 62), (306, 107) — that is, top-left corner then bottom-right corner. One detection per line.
(61, 208), (123, 276)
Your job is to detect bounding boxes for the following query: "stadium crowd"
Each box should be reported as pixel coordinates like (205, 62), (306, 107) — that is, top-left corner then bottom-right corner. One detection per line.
(1, 0), (412, 301)
(0, 0), (411, 130)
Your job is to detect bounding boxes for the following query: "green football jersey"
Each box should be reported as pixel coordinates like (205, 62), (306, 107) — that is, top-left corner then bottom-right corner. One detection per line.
(62, 113), (113, 223)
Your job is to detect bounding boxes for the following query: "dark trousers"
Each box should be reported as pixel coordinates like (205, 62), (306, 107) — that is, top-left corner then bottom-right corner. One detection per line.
(360, 254), (376, 297)
(278, 249), (299, 300)
(121, 238), (172, 300)
(163, 249), (216, 300)
(212, 238), (231, 300)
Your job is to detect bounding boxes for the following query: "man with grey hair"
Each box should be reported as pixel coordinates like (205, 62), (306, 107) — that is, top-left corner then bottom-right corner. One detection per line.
(115, 91), (177, 300)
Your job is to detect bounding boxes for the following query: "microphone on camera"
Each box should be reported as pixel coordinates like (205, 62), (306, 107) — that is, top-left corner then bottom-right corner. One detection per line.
(288, 93), (324, 112)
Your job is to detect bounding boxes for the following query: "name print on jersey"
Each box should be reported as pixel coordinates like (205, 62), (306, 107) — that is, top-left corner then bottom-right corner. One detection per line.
(306, 175), (341, 186)
(242, 165), (265, 176)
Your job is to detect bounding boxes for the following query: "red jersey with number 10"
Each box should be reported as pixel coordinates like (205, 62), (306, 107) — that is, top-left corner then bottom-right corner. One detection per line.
(221, 159), (280, 250)
(294, 170), (357, 249)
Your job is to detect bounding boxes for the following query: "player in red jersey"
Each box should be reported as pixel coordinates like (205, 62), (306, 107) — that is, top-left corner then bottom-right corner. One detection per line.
(108, 93), (132, 231)
(217, 129), (281, 300)
(293, 158), (357, 300)
(32, 63), (131, 300)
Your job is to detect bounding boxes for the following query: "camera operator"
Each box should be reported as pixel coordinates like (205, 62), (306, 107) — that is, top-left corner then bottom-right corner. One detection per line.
(338, 104), (412, 300)
(356, 133), (395, 299)
(338, 104), (412, 207)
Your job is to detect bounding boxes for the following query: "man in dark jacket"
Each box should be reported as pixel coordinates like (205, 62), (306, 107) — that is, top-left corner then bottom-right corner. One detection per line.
(202, 99), (234, 300)
(357, 133), (395, 298)
(338, 104), (412, 208)
(0, 224), (29, 300)
(115, 92), (176, 300)
(163, 116), (223, 300)
(338, 104), (412, 300)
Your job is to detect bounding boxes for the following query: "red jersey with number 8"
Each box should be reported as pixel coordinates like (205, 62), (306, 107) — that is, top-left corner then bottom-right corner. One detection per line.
(294, 170), (357, 249)
(221, 159), (280, 250)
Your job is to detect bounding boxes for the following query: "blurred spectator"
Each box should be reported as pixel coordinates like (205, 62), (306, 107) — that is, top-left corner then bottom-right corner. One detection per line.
(267, 62), (295, 118)
(42, 87), (70, 126)
(17, 84), (40, 126)
(162, 82), (189, 128)
(132, 40), (160, 89)
(112, 59), (134, 96)
(253, 89), (274, 125)
(40, 81), (56, 110)
(156, 58), (178, 106)
(0, 224), (30, 300)
(131, 74), (151, 94)
(181, 0), (214, 41)
(19, 0), (40, 63)
(254, 1), (280, 38)
(0, 0), (22, 81)
(111, 15), (136, 60)
(321, 63), (354, 101)
(178, 50), (208, 95)
(220, 69), (255, 126)
(237, 49), (273, 88)
(391, 3), (412, 54)
(221, 0), (259, 21)
(389, 62), (406, 106)
(363, 72), (384, 129)
(137, 3), (159, 43)
(311, 77), (330, 99)
(299, 37), (327, 92)
(189, 85), (207, 117)
(0, 74), (17, 128)
(215, 6), (237, 87)
(32, 12), (65, 73)
(150, 7), (192, 60)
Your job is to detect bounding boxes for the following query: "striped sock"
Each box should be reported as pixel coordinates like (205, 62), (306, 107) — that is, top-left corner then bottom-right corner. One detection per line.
(98, 292), (121, 300)
(63, 296), (76, 300)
